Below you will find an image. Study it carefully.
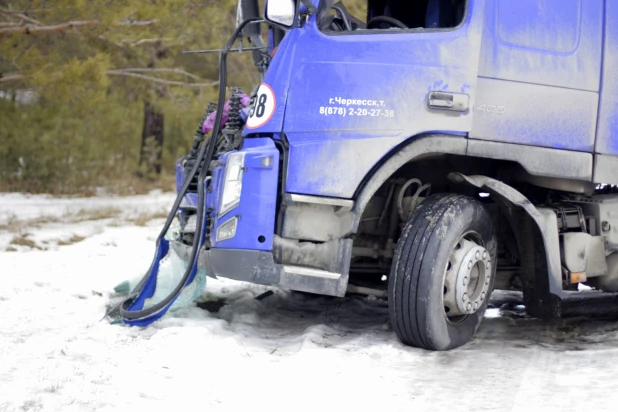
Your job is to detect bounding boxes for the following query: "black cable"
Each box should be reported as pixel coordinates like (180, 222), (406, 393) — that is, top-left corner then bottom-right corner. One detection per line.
(332, 5), (352, 31)
(119, 17), (264, 321)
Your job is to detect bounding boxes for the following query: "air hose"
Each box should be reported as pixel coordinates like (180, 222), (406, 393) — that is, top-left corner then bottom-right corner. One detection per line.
(118, 17), (265, 323)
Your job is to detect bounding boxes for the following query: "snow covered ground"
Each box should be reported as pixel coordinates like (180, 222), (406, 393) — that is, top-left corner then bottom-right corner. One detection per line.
(3, 191), (618, 411)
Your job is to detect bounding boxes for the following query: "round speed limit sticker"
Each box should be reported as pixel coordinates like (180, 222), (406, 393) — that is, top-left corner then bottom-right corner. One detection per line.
(246, 83), (276, 129)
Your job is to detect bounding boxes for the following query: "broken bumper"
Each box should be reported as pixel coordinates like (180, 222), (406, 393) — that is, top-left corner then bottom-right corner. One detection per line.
(173, 239), (348, 297)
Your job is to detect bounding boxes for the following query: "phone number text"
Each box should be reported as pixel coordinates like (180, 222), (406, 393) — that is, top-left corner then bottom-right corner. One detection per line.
(319, 107), (395, 117)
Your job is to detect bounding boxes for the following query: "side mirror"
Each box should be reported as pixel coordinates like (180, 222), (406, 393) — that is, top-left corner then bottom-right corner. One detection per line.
(265, 0), (297, 28)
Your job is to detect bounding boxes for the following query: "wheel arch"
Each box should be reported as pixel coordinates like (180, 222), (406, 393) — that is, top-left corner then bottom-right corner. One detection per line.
(349, 133), (594, 235)
(448, 173), (564, 318)
(350, 133), (468, 233)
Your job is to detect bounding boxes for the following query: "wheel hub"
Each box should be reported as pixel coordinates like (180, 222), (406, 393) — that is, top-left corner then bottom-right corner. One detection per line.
(443, 238), (491, 318)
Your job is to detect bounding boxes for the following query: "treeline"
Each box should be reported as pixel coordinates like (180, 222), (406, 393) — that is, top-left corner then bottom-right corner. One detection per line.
(0, 0), (366, 194)
(0, 0), (258, 194)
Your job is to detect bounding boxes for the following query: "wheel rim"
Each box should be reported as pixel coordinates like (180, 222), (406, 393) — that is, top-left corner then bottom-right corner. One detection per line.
(443, 234), (491, 322)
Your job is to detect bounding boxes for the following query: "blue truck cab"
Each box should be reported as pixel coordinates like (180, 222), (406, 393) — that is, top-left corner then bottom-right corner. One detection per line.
(155, 0), (618, 350)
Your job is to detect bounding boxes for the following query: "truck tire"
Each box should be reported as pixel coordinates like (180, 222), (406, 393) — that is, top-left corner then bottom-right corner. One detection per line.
(389, 193), (497, 350)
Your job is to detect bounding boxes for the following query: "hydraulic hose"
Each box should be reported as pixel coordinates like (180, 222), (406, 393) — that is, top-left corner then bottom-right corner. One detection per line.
(119, 17), (265, 321)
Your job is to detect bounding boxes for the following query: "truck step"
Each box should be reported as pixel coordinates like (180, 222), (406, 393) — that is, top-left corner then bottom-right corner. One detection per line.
(279, 265), (346, 297)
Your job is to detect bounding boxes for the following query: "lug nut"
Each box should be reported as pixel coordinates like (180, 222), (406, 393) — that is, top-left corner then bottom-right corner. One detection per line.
(483, 251), (487, 259)
(481, 292), (486, 301)
(462, 293), (468, 301)
(466, 302), (473, 311)
(463, 276), (468, 286)
(486, 262), (491, 270)
(475, 251), (480, 259)
(473, 302), (479, 310)
(468, 261), (473, 269)
(485, 277), (490, 285)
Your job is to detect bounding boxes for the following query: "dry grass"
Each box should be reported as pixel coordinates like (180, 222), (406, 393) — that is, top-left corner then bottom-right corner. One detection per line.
(9, 234), (42, 250)
(0, 214), (61, 233)
(102, 173), (176, 197)
(0, 207), (122, 235)
(130, 210), (169, 227)
(0, 171), (176, 197)
(67, 207), (122, 223)
(57, 234), (86, 246)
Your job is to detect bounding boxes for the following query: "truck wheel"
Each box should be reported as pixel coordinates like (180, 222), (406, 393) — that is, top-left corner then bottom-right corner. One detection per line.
(388, 193), (497, 350)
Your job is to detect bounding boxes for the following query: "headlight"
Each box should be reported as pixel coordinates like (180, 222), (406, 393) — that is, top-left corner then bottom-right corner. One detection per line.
(219, 152), (246, 217)
(216, 216), (239, 242)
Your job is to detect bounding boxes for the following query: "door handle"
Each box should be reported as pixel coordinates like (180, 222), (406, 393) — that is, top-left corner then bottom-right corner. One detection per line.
(427, 92), (470, 113)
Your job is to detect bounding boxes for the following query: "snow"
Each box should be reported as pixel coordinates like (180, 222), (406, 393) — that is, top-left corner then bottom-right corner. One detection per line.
(3, 192), (618, 411)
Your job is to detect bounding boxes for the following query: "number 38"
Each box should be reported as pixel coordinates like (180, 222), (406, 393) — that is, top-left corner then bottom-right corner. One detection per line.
(250, 94), (268, 118)
(246, 83), (276, 130)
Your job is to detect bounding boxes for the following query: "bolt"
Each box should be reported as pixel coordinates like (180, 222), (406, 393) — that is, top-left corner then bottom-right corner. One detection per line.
(485, 277), (490, 285)
(468, 261), (473, 269)
(462, 293), (468, 301)
(483, 251), (488, 260)
(463, 276), (468, 286)
(603, 221), (611, 232)
(486, 262), (491, 270)
(481, 292), (486, 301)
(476, 251), (480, 259)
(473, 302), (479, 310)
(466, 302), (473, 312)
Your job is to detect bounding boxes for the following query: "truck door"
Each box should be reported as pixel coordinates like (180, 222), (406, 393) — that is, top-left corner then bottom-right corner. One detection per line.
(280, 0), (485, 199)
(470, 0), (604, 152)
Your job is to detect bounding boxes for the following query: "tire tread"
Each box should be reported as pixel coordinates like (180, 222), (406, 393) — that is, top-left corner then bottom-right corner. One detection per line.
(389, 193), (482, 349)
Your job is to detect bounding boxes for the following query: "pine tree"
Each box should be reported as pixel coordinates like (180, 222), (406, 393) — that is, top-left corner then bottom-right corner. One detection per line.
(0, 0), (258, 193)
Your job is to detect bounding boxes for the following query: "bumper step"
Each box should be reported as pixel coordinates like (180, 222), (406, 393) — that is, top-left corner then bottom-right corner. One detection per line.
(280, 265), (346, 297)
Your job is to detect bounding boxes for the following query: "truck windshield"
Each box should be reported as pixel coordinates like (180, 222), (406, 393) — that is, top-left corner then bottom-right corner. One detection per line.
(319, 0), (466, 33)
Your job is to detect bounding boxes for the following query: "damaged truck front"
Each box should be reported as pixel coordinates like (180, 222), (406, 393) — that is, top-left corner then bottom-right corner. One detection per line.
(121, 0), (618, 351)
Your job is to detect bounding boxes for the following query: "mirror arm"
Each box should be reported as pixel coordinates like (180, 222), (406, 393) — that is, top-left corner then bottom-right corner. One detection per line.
(299, 0), (317, 16)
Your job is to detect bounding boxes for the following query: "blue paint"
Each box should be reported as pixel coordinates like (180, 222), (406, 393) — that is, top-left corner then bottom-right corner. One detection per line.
(275, 0), (485, 197)
(472, 0), (604, 152)
(125, 239), (169, 313)
(123, 238), (174, 326)
(210, 138), (280, 251)
(233, 0), (609, 198)
(470, 77), (598, 151)
(479, 0), (603, 92)
(241, 29), (301, 136)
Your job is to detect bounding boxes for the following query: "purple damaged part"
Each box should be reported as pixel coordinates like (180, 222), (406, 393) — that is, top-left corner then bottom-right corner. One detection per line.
(202, 94), (251, 134)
